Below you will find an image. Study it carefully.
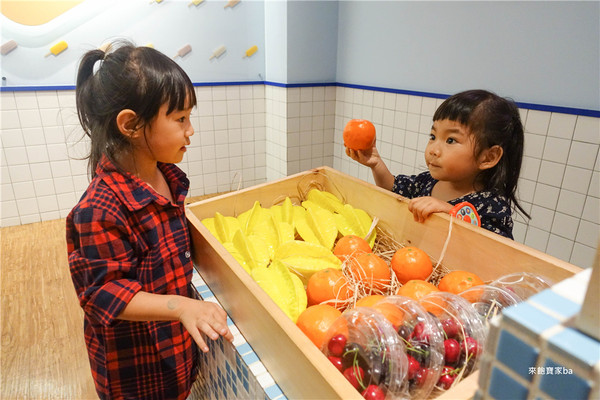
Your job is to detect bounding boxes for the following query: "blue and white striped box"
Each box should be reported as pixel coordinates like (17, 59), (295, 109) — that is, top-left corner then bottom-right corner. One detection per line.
(476, 267), (599, 400)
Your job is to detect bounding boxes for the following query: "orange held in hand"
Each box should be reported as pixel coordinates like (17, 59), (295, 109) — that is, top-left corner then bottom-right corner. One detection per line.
(306, 268), (352, 308)
(343, 119), (376, 151)
(333, 235), (372, 262)
(438, 270), (484, 295)
(391, 246), (433, 284)
(296, 304), (343, 349)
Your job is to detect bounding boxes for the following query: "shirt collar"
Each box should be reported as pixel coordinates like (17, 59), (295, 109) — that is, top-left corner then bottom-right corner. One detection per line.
(95, 155), (189, 212)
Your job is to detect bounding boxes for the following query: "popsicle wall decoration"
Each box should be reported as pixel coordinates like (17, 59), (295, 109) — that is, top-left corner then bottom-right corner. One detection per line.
(174, 44), (192, 59)
(1, 40), (18, 56)
(189, 0), (204, 6)
(209, 45), (226, 60)
(45, 40), (68, 57)
(243, 45), (258, 58)
(224, 0), (240, 9)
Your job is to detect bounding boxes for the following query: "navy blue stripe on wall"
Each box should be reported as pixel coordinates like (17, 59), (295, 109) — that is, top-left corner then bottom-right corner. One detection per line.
(2, 81), (598, 118)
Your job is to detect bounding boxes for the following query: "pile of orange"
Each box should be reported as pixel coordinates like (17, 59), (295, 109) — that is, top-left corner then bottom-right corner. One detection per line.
(391, 246), (433, 284)
(347, 252), (391, 292)
(296, 242), (487, 352)
(438, 270), (484, 294)
(306, 268), (352, 308)
(333, 234), (372, 262)
(296, 304), (345, 349)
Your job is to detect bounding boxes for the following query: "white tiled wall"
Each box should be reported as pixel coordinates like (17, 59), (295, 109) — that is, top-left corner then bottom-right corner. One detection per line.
(1, 84), (598, 268)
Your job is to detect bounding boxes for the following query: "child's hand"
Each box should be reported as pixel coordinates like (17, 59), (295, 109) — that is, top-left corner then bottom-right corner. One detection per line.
(178, 298), (234, 352)
(345, 141), (382, 168)
(407, 197), (453, 223)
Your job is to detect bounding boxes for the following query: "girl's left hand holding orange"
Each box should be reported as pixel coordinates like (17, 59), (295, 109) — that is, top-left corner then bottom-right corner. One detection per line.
(407, 197), (453, 223)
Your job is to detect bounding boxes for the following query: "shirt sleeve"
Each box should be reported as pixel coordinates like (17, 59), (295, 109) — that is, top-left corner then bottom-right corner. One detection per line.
(67, 205), (142, 327)
(392, 174), (419, 198)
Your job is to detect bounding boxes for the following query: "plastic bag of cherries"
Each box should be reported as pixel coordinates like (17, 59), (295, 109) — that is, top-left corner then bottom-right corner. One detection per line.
(458, 284), (521, 328)
(419, 292), (487, 392)
(489, 272), (553, 301)
(322, 307), (409, 400)
(375, 295), (445, 399)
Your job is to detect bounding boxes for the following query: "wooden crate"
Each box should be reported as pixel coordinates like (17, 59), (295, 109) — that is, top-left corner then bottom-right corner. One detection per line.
(186, 166), (582, 400)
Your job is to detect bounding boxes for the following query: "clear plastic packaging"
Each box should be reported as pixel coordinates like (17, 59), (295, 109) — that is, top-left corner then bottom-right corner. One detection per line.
(375, 295), (445, 399)
(418, 292), (487, 392)
(322, 307), (409, 399)
(458, 284), (521, 328)
(489, 272), (553, 301)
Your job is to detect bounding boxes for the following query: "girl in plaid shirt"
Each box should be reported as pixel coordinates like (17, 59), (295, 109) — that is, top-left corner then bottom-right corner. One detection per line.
(67, 41), (233, 399)
(346, 90), (530, 239)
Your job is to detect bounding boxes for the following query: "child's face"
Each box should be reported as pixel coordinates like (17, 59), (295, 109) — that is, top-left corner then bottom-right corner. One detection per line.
(142, 102), (195, 164)
(425, 119), (480, 186)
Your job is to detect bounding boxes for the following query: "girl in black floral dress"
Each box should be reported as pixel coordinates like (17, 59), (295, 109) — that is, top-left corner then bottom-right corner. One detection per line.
(346, 89), (530, 239)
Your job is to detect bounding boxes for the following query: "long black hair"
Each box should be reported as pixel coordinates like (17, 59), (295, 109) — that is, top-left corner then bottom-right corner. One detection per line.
(433, 89), (530, 219)
(75, 40), (197, 178)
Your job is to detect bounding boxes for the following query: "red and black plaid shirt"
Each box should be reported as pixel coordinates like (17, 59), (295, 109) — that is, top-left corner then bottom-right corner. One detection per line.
(66, 155), (198, 399)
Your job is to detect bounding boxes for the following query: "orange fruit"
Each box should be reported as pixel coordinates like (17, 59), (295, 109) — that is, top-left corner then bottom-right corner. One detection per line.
(343, 119), (376, 150)
(391, 246), (433, 284)
(348, 253), (391, 292)
(396, 279), (439, 301)
(438, 270), (484, 294)
(355, 294), (386, 308)
(296, 304), (343, 349)
(371, 301), (405, 328)
(306, 268), (352, 308)
(333, 235), (372, 262)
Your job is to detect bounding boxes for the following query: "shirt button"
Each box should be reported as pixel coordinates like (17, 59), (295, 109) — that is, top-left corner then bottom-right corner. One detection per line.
(185, 251), (191, 259)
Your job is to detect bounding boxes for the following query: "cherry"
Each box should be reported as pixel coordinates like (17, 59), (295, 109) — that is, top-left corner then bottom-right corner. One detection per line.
(328, 334), (347, 357)
(461, 336), (481, 358)
(367, 352), (386, 386)
(342, 342), (368, 370)
(440, 318), (459, 339)
(397, 325), (411, 340)
(444, 338), (460, 364)
(343, 365), (365, 390)
(361, 384), (385, 400)
(407, 354), (420, 380)
(410, 321), (429, 341)
(412, 367), (430, 387)
(327, 355), (343, 372)
(408, 341), (430, 365)
(437, 366), (457, 390)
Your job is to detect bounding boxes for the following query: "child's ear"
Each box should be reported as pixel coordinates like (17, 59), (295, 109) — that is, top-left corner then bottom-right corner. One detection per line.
(479, 145), (503, 170)
(116, 109), (140, 138)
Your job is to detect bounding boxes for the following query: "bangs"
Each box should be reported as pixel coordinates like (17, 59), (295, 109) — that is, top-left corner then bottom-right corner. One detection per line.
(433, 90), (494, 128)
(133, 46), (197, 117)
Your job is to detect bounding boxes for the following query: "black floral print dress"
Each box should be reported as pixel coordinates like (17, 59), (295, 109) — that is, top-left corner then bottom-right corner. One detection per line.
(392, 171), (514, 239)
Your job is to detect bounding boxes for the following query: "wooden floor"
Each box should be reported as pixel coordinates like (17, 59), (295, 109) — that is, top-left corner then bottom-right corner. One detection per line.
(0, 196), (214, 399)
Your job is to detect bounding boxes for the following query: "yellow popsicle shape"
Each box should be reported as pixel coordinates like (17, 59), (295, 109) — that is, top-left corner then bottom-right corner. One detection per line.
(45, 40), (68, 57)
(244, 45), (258, 58)
(189, 0), (204, 6)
